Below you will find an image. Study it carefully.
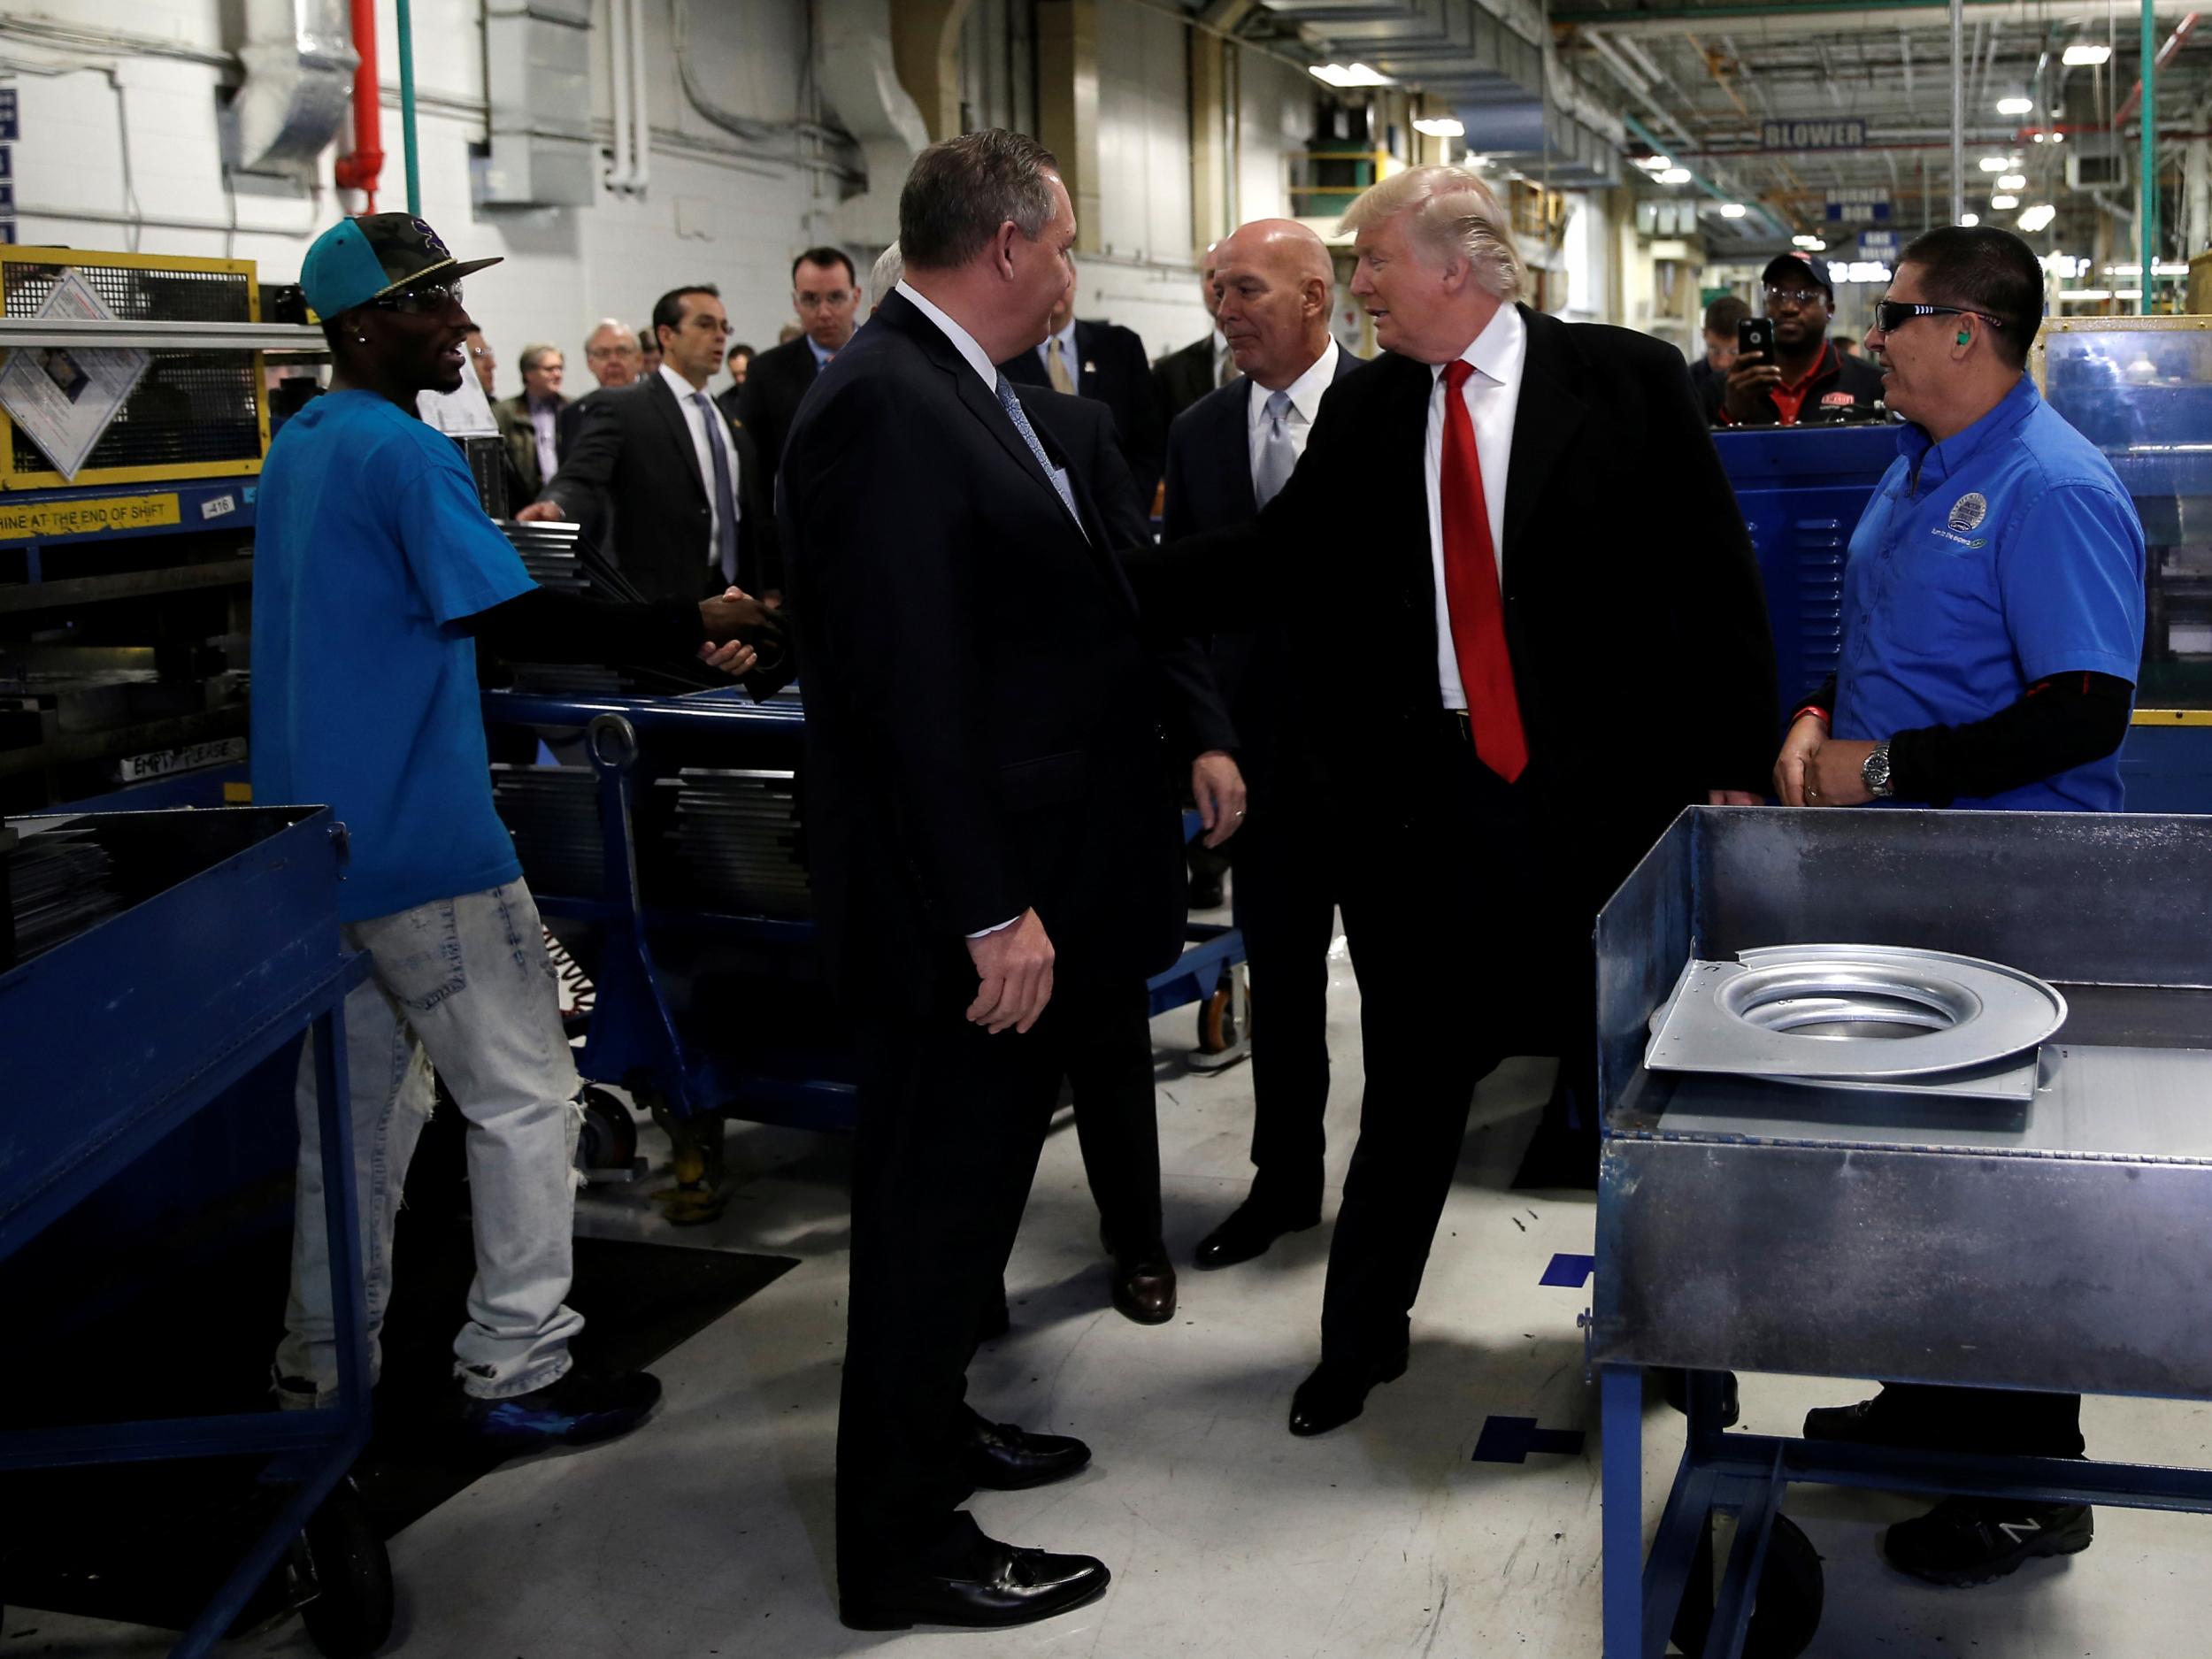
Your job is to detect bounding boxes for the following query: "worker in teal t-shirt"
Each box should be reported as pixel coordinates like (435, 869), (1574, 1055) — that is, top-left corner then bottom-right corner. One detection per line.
(256, 213), (778, 1448)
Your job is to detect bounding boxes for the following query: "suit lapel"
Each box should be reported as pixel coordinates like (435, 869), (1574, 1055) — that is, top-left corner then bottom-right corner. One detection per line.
(1214, 380), (1256, 521)
(1502, 306), (1587, 582)
(646, 373), (710, 502)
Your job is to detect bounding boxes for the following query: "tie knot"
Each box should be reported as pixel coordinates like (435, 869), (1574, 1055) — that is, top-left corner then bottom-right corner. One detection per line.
(1265, 389), (1291, 420)
(1444, 358), (1476, 393)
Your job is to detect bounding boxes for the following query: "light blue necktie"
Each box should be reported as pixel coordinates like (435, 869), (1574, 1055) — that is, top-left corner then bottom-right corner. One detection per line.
(994, 373), (1083, 530)
(1255, 388), (1297, 508)
(691, 391), (740, 583)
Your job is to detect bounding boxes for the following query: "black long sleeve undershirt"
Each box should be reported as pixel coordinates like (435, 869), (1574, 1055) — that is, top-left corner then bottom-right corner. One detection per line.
(458, 587), (706, 665)
(1796, 671), (2136, 806)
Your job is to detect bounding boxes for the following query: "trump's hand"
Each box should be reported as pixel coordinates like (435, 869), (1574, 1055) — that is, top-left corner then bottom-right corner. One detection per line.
(967, 910), (1055, 1034)
(700, 587), (780, 641)
(1192, 750), (1248, 848)
(698, 640), (758, 676)
(515, 501), (565, 524)
(1772, 712), (1828, 806)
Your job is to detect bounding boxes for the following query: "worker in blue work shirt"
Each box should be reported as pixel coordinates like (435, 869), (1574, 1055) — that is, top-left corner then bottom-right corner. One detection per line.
(1771, 226), (2146, 1586)
(257, 213), (780, 1449)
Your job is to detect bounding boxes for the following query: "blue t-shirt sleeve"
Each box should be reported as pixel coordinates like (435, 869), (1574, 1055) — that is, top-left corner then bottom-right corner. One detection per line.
(2000, 482), (2147, 684)
(392, 433), (537, 626)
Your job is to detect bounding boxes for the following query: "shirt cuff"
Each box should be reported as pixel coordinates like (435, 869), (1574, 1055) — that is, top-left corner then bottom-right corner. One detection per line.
(966, 916), (1021, 940)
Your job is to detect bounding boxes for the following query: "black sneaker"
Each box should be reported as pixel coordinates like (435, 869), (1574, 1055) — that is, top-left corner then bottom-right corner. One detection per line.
(1881, 1496), (2093, 1586)
(461, 1367), (662, 1448)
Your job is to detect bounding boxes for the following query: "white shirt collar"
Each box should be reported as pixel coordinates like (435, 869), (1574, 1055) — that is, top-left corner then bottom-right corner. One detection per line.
(1211, 326), (1228, 355)
(895, 280), (999, 388)
(1248, 339), (1340, 431)
(658, 362), (711, 403)
(1432, 301), (1525, 389)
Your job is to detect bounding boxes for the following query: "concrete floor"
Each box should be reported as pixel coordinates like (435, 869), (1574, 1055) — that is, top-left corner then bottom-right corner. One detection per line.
(11, 918), (2212, 1656)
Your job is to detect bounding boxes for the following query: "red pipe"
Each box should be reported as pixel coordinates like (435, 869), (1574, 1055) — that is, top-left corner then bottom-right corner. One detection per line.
(333, 0), (384, 211)
(2114, 12), (2200, 131)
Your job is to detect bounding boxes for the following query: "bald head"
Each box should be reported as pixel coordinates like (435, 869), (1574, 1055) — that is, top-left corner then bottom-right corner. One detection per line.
(1212, 219), (1336, 391)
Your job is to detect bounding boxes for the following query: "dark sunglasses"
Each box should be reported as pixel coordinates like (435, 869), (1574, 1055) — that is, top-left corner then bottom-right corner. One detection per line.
(1873, 300), (2003, 335)
(368, 280), (464, 315)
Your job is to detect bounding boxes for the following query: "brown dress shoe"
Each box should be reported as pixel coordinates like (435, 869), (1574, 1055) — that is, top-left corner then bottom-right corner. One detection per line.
(1110, 1255), (1176, 1325)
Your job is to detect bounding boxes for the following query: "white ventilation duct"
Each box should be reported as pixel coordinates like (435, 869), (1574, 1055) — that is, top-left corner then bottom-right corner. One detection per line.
(815, 0), (932, 245)
(227, 0), (357, 179)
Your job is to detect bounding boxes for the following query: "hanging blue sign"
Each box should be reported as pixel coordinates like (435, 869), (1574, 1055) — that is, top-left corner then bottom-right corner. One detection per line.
(1859, 229), (1900, 258)
(1766, 119), (1868, 151)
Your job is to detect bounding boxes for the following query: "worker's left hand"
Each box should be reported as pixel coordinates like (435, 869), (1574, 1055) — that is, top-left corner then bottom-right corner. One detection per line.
(1707, 789), (1763, 806)
(1192, 750), (1248, 848)
(1804, 738), (1878, 807)
(699, 639), (758, 676)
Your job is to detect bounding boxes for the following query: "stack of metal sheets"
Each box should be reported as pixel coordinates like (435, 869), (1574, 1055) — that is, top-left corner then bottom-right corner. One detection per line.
(503, 520), (592, 595)
(488, 765), (603, 899)
(657, 768), (810, 919)
(7, 825), (127, 961)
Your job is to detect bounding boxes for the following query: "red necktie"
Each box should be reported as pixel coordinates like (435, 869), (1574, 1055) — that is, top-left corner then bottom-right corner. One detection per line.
(1439, 358), (1527, 782)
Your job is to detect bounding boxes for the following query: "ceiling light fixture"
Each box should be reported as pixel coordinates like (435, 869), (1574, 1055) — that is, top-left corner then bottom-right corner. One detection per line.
(1793, 234), (1824, 249)
(1998, 173), (2027, 190)
(1309, 62), (1395, 88)
(1719, 202), (1747, 218)
(1656, 166), (1693, 185)
(1978, 156), (2016, 173)
(2062, 42), (2112, 66)
(1413, 116), (1465, 137)
(2016, 203), (2057, 233)
(1991, 194), (2020, 210)
(1959, 212), (1981, 227)
(1997, 96), (2034, 115)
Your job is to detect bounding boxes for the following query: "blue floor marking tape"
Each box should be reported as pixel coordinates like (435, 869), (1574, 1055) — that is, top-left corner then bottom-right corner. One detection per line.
(1540, 1251), (1595, 1288)
(1472, 1416), (1587, 1464)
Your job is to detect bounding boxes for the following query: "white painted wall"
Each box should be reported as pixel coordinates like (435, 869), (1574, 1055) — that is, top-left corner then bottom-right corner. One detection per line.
(1235, 48), (1309, 227)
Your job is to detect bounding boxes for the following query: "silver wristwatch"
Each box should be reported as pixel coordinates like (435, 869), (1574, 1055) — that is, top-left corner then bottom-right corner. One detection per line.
(1862, 741), (1895, 800)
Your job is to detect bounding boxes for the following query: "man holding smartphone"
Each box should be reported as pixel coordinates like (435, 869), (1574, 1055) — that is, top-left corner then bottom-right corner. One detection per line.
(1709, 253), (1885, 426)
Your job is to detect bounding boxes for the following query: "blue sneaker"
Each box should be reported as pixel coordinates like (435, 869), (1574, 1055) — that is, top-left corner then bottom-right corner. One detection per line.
(462, 1366), (662, 1448)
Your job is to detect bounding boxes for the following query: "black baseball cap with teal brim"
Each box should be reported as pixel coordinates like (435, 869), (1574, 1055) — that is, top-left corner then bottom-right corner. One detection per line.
(300, 212), (503, 319)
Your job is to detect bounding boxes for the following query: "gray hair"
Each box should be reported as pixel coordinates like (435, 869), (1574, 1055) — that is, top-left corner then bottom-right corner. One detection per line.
(1339, 165), (1524, 303)
(583, 317), (635, 353)
(518, 342), (562, 373)
(869, 241), (904, 299)
(900, 129), (1060, 272)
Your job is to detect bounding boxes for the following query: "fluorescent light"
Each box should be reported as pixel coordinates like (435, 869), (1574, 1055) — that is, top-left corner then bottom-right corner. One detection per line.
(1991, 194), (2019, 210)
(1959, 212), (1980, 227)
(1978, 156), (2016, 173)
(1793, 234), (1825, 249)
(1719, 202), (1747, 218)
(1997, 174), (2027, 191)
(1635, 153), (1673, 171)
(2065, 288), (2116, 301)
(2016, 203), (2057, 233)
(1997, 96), (2034, 115)
(1839, 261), (1892, 284)
(1413, 116), (1465, 137)
(2107, 262), (2192, 277)
(1656, 166), (1693, 185)
(2062, 42), (2111, 65)
(2053, 132), (2065, 142)
(1309, 62), (1395, 88)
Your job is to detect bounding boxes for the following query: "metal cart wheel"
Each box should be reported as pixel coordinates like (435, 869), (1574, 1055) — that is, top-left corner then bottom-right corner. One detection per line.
(1671, 1511), (1824, 1659)
(575, 1086), (640, 1171)
(294, 1479), (393, 1659)
(1195, 964), (1253, 1056)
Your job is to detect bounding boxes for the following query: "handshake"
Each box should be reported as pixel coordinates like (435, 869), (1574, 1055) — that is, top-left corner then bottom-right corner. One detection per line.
(697, 587), (787, 679)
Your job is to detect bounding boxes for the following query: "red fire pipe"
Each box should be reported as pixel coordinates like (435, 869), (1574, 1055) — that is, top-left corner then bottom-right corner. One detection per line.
(333, 0), (384, 211)
(2114, 12), (2199, 131)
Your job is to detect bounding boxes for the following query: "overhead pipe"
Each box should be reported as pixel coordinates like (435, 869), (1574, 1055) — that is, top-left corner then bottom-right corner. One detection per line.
(396, 0), (419, 212)
(1950, 0), (1964, 223)
(332, 0), (382, 210)
(2140, 0), (2157, 311)
(1555, 0), (2200, 39)
(607, 0), (635, 191)
(2113, 12), (2196, 128)
(626, 0), (649, 195)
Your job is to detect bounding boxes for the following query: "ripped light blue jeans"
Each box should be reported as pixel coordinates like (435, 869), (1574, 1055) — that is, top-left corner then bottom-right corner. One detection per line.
(275, 879), (586, 1403)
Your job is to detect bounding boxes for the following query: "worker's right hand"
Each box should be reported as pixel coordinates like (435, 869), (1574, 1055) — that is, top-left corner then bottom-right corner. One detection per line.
(1772, 711), (1829, 806)
(700, 588), (782, 643)
(1722, 357), (1784, 424)
(515, 501), (566, 523)
(966, 909), (1056, 1035)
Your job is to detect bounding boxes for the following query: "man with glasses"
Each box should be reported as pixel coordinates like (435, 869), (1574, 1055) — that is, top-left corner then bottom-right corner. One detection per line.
(739, 246), (863, 472)
(259, 214), (779, 1447)
(523, 284), (782, 602)
(1772, 224), (2146, 1587)
(1709, 252), (1885, 426)
(494, 342), (566, 497)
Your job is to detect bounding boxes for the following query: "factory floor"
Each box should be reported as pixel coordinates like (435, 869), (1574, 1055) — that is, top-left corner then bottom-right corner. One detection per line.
(11, 915), (2212, 1658)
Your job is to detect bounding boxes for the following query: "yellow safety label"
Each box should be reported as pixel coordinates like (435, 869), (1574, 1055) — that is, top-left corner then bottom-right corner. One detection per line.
(0, 493), (182, 540)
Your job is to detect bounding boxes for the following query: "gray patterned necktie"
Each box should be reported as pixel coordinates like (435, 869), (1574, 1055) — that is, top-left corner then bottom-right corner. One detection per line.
(995, 373), (1083, 530)
(1254, 388), (1297, 508)
(691, 391), (740, 583)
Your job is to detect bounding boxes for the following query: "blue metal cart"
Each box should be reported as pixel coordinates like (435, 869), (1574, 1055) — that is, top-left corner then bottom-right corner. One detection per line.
(0, 805), (381, 1656)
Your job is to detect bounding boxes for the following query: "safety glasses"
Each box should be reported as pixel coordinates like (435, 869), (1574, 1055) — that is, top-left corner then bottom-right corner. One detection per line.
(369, 280), (465, 315)
(1872, 300), (2004, 335)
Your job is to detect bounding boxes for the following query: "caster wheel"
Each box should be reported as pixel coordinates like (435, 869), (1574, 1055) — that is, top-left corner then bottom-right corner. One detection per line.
(296, 1479), (393, 1658)
(1744, 1515), (1824, 1659)
(1195, 964), (1252, 1056)
(575, 1087), (639, 1171)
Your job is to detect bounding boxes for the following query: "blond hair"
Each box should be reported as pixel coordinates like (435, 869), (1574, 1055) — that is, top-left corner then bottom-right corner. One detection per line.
(1339, 165), (1524, 303)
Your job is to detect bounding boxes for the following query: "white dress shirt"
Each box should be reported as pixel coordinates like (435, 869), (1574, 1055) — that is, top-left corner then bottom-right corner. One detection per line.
(526, 396), (560, 484)
(1423, 303), (1525, 710)
(1245, 338), (1339, 480)
(1038, 318), (1080, 386)
(1211, 327), (1233, 387)
(657, 361), (742, 566)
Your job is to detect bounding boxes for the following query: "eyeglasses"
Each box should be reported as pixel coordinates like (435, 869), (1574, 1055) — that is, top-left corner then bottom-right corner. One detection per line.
(1872, 299), (2006, 335)
(585, 342), (641, 360)
(795, 290), (854, 312)
(1764, 286), (1828, 310)
(368, 280), (463, 315)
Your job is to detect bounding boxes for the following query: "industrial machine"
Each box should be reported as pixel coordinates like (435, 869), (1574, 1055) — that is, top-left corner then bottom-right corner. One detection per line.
(1591, 805), (2212, 1658)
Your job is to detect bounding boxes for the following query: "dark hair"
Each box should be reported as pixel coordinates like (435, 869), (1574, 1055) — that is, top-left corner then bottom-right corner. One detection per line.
(791, 247), (856, 287)
(727, 342), (755, 364)
(900, 129), (1060, 271)
(637, 327), (657, 354)
(649, 285), (719, 347)
(1897, 226), (2044, 368)
(319, 316), (349, 353)
(1703, 295), (1750, 336)
(1832, 334), (1857, 349)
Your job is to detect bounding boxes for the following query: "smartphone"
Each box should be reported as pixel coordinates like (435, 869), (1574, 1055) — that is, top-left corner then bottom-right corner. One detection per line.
(1737, 316), (1775, 365)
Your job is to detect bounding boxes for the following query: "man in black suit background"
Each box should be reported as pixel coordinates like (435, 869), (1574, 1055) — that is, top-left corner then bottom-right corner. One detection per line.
(1152, 241), (1233, 422)
(738, 247), (862, 472)
(1162, 219), (1359, 1278)
(519, 285), (780, 603)
(1126, 165), (1777, 1439)
(780, 131), (1187, 1632)
(997, 261), (1166, 495)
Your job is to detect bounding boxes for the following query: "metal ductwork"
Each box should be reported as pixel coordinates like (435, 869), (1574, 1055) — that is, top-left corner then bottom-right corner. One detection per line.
(476, 0), (596, 208)
(815, 0), (933, 245)
(225, 0), (357, 180)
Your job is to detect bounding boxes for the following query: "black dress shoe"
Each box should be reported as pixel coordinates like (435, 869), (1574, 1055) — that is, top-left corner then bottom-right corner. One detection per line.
(841, 1516), (1110, 1631)
(1194, 1200), (1321, 1270)
(1658, 1368), (1740, 1430)
(1287, 1346), (1409, 1437)
(1111, 1255), (1177, 1325)
(957, 1408), (1092, 1491)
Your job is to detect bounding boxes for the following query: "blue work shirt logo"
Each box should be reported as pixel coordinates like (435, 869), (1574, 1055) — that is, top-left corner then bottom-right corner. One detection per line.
(1947, 492), (1989, 534)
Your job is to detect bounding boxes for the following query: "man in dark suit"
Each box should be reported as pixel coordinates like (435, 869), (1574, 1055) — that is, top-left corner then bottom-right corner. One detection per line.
(1153, 242), (1233, 423)
(1125, 165), (1778, 1439)
(714, 341), (754, 423)
(519, 285), (780, 602)
(738, 247), (862, 472)
(997, 265), (1166, 495)
(1162, 219), (1359, 1277)
(781, 131), (1186, 1632)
